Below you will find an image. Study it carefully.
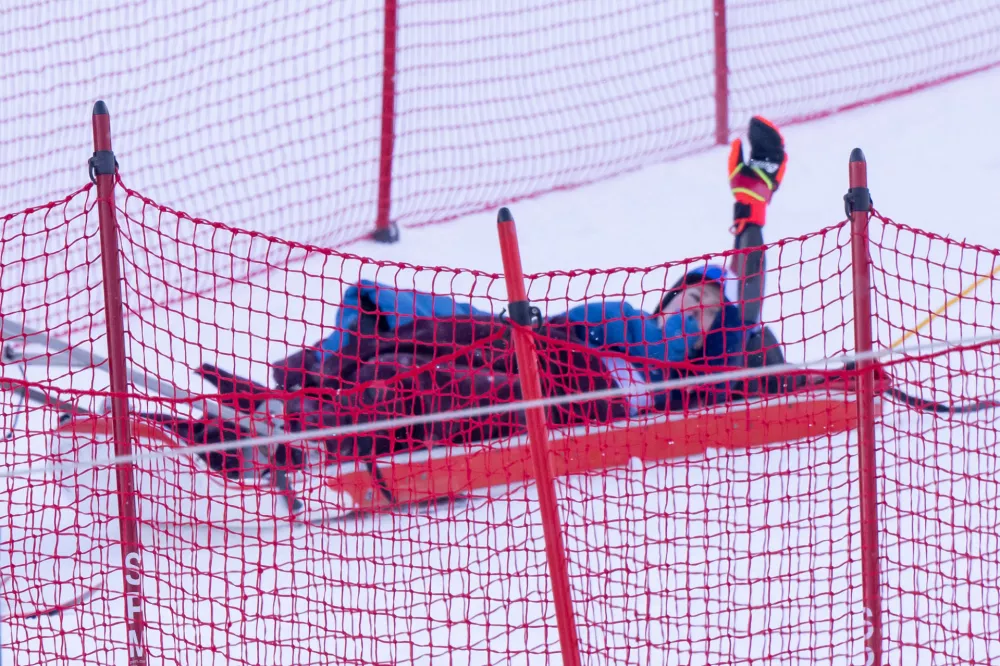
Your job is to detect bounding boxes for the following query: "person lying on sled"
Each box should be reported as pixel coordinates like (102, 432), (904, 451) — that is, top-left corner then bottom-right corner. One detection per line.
(286, 116), (790, 409)
(183, 116), (795, 472)
(242, 117), (787, 440)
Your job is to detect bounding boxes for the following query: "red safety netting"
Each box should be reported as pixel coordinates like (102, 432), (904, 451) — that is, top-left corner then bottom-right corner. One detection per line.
(869, 212), (1000, 664)
(3, 179), (998, 664)
(3, 0), (998, 249)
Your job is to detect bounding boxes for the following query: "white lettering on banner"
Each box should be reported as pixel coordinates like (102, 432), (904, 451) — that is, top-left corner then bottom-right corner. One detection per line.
(125, 551), (141, 586)
(127, 594), (143, 619)
(128, 630), (144, 659)
(864, 607), (876, 666)
(124, 550), (145, 663)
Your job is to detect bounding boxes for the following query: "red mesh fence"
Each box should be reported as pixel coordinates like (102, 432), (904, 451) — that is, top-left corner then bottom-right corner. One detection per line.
(0, 187), (118, 662)
(868, 213), (1000, 664)
(3, 0), (998, 249)
(4, 175), (999, 664)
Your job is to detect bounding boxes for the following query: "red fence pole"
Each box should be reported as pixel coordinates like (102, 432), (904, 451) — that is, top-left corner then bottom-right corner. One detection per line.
(374, 0), (400, 243)
(847, 148), (883, 665)
(496, 207), (582, 666)
(91, 101), (149, 666)
(713, 0), (729, 145)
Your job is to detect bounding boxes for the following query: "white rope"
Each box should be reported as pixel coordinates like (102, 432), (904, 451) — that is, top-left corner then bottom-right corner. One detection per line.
(1, 331), (997, 480)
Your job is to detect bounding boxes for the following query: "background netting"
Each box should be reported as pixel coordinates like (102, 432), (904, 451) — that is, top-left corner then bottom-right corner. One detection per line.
(3, 0), (999, 245)
(2, 181), (998, 664)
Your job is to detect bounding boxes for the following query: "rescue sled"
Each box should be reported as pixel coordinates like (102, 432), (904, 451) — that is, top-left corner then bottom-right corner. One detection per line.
(3, 313), (882, 528)
(44, 383), (876, 527)
(4, 321), (880, 525)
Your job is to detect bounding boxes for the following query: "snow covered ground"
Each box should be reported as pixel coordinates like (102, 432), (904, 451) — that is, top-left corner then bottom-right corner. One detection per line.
(3, 53), (1000, 666)
(357, 65), (1000, 278)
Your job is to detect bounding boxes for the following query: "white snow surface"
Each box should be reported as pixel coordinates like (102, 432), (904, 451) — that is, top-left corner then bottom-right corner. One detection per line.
(3, 49), (1000, 666)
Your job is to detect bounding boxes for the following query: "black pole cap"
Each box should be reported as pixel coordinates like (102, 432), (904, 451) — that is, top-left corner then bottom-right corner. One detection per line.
(497, 207), (514, 223)
(850, 147), (865, 163)
(93, 100), (109, 116)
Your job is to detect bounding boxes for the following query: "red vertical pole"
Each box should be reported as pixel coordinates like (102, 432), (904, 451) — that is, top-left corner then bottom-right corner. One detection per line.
(713, 0), (729, 145)
(496, 207), (582, 666)
(847, 147), (882, 666)
(91, 101), (148, 666)
(374, 0), (400, 243)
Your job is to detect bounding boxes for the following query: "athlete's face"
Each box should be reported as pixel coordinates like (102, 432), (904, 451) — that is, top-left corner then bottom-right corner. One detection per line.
(658, 282), (724, 347)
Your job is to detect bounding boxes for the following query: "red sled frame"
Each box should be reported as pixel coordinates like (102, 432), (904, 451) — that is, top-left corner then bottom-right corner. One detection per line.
(324, 385), (877, 513)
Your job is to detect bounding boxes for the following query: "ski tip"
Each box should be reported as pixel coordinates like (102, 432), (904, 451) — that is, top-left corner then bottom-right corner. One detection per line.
(497, 207), (514, 224)
(93, 100), (109, 116)
(849, 147), (865, 163)
(21, 587), (98, 621)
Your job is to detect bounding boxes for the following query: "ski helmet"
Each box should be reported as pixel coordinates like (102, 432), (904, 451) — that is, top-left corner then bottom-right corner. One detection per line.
(655, 264), (737, 316)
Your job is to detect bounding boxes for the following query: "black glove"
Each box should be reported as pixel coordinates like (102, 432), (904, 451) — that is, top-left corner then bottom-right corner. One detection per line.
(728, 116), (787, 233)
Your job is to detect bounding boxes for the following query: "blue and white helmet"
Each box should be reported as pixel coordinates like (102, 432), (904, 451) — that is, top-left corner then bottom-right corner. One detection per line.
(655, 264), (739, 317)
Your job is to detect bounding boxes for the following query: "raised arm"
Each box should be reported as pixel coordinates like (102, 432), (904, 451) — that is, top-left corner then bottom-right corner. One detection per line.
(725, 117), (787, 327)
(730, 223), (766, 326)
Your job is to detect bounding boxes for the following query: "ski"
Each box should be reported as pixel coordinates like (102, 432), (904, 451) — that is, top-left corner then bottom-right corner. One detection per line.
(5, 575), (104, 622)
(19, 587), (100, 621)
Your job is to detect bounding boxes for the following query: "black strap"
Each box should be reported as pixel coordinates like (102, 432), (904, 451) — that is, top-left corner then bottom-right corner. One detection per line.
(884, 387), (1000, 415)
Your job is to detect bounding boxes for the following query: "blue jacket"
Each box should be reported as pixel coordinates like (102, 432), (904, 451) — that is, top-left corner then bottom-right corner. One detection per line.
(319, 281), (750, 404)
(556, 300), (748, 379)
(319, 279), (491, 356)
